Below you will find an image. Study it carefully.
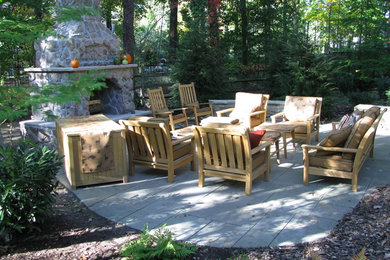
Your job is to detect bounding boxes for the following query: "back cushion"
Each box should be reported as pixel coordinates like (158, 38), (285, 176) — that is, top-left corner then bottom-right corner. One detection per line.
(362, 106), (380, 118)
(316, 125), (352, 156)
(284, 96), (318, 122)
(230, 92), (263, 118)
(342, 114), (375, 159)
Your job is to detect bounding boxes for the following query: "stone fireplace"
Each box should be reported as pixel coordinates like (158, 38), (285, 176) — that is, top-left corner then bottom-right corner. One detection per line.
(21, 0), (147, 147)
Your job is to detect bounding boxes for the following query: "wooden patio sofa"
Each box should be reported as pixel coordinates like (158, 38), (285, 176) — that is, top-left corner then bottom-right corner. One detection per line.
(302, 106), (387, 192)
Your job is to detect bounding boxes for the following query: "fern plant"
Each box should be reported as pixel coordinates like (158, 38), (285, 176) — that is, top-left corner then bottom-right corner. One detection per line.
(121, 224), (198, 260)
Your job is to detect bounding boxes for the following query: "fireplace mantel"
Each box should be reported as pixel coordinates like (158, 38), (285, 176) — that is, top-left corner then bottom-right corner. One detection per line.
(24, 64), (138, 73)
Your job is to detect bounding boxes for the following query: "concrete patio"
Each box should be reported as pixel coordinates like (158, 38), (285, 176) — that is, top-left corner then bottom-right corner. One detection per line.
(57, 122), (390, 248)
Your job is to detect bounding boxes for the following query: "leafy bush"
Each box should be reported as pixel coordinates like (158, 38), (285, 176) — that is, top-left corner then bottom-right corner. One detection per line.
(121, 224), (198, 260)
(0, 140), (62, 240)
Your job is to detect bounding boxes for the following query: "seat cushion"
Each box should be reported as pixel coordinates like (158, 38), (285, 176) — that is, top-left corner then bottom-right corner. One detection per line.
(316, 125), (353, 156)
(173, 141), (192, 160)
(284, 96), (318, 122)
(197, 107), (211, 113)
(249, 130), (266, 148)
(173, 113), (185, 120)
(342, 114), (375, 159)
(309, 153), (353, 172)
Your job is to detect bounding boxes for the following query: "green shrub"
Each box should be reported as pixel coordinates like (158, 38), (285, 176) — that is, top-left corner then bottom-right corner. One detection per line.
(0, 140), (62, 240)
(348, 90), (381, 106)
(121, 224), (198, 260)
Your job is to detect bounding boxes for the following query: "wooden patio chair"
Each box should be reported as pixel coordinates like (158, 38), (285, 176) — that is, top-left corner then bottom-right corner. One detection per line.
(178, 82), (213, 125)
(147, 87), (188, 130)
(271, 96), (323, 144)
(119, 117), (195, 182)
(193, 125), (272, 195)
(216, 92), (269, 129)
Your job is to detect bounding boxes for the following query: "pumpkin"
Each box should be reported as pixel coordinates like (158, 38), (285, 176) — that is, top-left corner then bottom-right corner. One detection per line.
(120, 54), (132, 63)
(70, 59), (80, 68)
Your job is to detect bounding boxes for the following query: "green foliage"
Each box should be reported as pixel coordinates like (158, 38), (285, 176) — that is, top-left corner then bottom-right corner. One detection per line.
(353, 247), (367, 260)
(0, 140), (62, 238)
(348, 90), (381, 106)
(121, 224), (198, 260)
(172, 0), (224, 103)
(0, 72), (108, 122)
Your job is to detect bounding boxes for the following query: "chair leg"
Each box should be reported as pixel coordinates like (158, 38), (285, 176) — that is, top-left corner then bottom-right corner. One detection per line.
(198, 171), (204, 187)
(352, 171), (358, 192)
(167, 168), (174, 182)
(245, 180), (252, 195)
(303, 167), (309, 186)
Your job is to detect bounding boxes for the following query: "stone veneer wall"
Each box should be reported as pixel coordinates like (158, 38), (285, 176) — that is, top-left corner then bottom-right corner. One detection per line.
(26, 65), (137, 121)
(35, 0), (119, 68)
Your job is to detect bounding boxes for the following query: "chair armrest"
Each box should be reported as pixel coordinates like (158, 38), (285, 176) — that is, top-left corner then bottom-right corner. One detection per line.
(199, 102), (211, 106)
(251, 141), (272, 155)
(155, 111), (173, 116)
(306, 113), (320, 121)
(250, 110), (266, 116)
(301, 144), (358, 154)
(216, 108), (234, 117)
(270, 112), (285, 123)
(171, 107), (188, 112)
(172, 135), (193, 145)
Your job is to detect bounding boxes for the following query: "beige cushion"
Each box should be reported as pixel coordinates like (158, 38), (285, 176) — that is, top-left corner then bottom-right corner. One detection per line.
(342, 115), (375, 159)
(316, 126), (353, 156)
(309, 153), (353, 172)
(284, 96), (318, 122)
(362, 106), (380, 118)
(230, 92), (263, 119)
(173, 141), (192, 160)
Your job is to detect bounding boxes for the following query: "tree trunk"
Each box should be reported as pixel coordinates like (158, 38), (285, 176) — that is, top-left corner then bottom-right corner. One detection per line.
(240, 0), (248, 65)
(169, 0), (178, 64)
(122, 0), (135, 59)
(207, 0), (220, 46)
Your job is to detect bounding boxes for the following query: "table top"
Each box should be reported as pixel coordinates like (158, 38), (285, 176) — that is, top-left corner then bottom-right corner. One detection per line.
(55, 114), (124, 133)
(255, 122), (299, 132)
(200, 116), (241, 126)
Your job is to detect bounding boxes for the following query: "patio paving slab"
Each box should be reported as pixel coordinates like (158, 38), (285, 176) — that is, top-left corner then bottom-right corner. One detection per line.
(58, 124), (390, 248)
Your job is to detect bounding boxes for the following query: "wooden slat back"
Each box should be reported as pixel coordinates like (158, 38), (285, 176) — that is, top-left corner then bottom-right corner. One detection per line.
(178, 83), (199, 107)
(194, 126), (251, 174)
(120, 119), (170, 163)
(147, 87), (169, 115)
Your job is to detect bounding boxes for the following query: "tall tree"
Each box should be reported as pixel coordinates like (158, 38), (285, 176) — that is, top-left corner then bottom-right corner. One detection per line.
(169, 0), (178, 63)
(239, 0), (248, 65)
(123, 0), (135, 58)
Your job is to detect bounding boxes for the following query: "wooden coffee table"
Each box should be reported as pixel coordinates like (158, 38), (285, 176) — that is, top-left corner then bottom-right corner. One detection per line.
(255, 123), (298, 159)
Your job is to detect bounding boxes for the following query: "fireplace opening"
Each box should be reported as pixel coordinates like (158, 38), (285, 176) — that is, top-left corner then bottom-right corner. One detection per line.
(89, 78), (125, 115)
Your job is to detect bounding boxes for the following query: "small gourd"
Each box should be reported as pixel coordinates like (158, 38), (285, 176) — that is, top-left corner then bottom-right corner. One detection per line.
(120, 53), (132, 63)
(122, 56), (129, 64)
(70, 59), (80, 68)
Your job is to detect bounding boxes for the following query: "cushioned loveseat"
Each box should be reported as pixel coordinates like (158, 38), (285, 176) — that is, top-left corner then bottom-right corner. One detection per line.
(302, 106), (387, 192)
